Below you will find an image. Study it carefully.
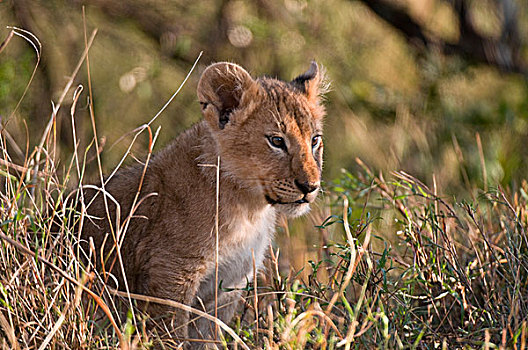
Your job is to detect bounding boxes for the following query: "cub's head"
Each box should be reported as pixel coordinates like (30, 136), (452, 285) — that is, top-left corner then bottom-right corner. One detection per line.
(197, 62), (327, 217)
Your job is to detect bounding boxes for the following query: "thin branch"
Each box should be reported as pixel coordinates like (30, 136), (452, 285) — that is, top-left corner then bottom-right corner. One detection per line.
(356, 0), (526, 75)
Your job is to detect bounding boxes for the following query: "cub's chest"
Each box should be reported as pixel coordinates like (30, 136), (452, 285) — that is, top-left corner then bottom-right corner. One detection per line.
(217, 206), (276, 285)
(223, 206), (276, 249)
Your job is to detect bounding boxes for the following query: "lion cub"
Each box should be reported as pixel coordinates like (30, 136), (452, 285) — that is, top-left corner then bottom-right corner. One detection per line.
(81, 61), (326, 346)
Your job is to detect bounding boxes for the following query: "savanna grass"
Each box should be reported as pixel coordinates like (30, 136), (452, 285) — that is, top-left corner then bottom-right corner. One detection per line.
(1, 28), (528, 349)
(234, 163), (528, 349)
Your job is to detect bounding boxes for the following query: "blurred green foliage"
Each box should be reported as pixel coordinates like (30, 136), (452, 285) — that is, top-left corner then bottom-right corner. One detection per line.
(1, 0), (527, 195)
(1, 2), (528, 346)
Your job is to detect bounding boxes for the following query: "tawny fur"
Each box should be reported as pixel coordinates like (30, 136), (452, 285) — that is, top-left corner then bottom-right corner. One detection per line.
(81, 61), (327, 348)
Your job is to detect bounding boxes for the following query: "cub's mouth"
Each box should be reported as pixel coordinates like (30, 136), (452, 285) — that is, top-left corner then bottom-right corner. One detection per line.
(264, 192), (317, 218)
(265, 195), (305, 205)
(264, 191), (318, 206)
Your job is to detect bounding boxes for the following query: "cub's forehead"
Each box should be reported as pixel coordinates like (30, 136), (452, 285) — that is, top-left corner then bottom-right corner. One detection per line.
(256, 78), (321, 132)
(257, 78), (305, 104)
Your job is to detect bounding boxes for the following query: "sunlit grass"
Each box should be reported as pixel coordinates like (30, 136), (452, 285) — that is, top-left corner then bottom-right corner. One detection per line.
(2, 98), (527, 348)
(1, 23), (527, 350)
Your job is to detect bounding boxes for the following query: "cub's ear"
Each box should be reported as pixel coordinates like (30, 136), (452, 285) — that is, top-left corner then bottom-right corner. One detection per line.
(290, 61), (327, 104)
(197, 62), (260, 130)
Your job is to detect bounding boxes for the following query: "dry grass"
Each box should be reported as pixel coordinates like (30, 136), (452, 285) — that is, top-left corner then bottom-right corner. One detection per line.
(1, 27), (528, 350)
(223, 160), (527, 349)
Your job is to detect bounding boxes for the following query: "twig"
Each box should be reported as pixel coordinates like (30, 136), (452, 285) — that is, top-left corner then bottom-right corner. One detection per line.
(252, 248), (259, 346)
(0, 29), (14, 54)
(0, 158), (44, 176)
(5, 26), (41, 122)
(0, 310), (20, 350)
(30, 28), (98, 197)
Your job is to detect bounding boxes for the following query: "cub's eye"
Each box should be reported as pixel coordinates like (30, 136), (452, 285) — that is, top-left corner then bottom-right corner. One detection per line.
(267, 136), (286, 150)
(312, 135), (322, 149)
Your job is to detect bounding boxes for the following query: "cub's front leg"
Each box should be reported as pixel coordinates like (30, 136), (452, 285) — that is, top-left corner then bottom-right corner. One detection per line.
(139, 254), (209, 347)
(188, 289), (242, 349)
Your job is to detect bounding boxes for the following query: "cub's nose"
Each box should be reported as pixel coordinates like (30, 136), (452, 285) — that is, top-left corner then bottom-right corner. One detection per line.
(295, 180), (320, 195)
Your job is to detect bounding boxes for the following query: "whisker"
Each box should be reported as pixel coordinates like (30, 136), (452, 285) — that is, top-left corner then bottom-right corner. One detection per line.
(238, 177), (285, 183)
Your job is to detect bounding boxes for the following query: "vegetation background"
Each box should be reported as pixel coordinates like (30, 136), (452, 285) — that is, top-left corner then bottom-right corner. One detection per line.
(1, 0), (528, 348)
(2, 0), (528, 189)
